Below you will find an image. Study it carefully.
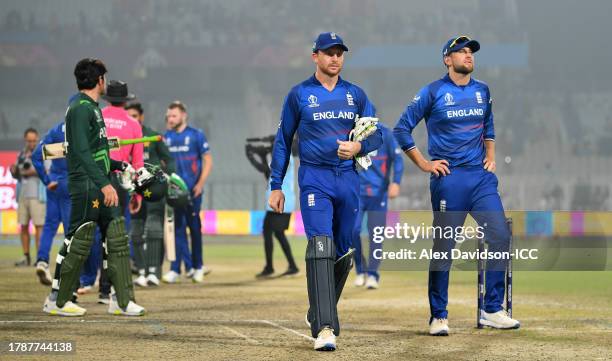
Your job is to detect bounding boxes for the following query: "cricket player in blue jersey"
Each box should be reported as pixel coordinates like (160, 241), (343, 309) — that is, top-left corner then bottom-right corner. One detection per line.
(269, 32), (382, 351)
(32, 120), (71, 286)
(393, 36), (520, 335)
(352, 123), (403, 290)
(163, 101), (212, 284)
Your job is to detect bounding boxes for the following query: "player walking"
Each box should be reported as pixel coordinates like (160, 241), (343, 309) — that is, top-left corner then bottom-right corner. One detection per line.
(352, 122), (403, 290)
(31, 98), (76, 285)
(126, 102), (175, 287)
(393, 36), (520, 335)
(163, 101), (212, 284)
(42, 58), (145, 316)
(269, 32), (382, 351)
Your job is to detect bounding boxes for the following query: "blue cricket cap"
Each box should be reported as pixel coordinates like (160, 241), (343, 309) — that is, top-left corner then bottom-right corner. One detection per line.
(442, 35), (480, 57)
(312, 32), (349, 53)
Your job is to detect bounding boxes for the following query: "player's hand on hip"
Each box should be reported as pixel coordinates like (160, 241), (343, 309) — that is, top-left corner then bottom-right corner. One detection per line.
(268, 190), (285, 213)
(337, 139), (362, 160)
(101, 184), (119, 207)
(193, 182), (204, 198)
(47, 181), (58, 191)
(422, 159), (450, 177)
(388, 182), (400, 198)
(483, 157), (496, 172)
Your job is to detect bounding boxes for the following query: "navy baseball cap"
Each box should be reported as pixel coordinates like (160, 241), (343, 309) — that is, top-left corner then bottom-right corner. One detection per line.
(312, 32), (349, 53)
(442, 35), (480, 57)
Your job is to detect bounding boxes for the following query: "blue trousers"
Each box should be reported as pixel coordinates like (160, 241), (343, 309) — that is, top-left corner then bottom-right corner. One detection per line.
(36, 179), (71, 263)
(352, 193), (387, 280)
(299, 165), (359, 258)
(428, 166), (510, 320)
(171, 195), (203, 273)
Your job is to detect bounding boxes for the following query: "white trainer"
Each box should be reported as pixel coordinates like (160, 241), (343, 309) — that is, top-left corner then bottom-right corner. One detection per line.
(186, 268), (195, 278)
(365, 275), (379, 290)
(35, 261), (52, 286)
(192, 268), (205, 283)
(108, 295), (145, 316)
(429, 318), (449, 336)
(480, 310), (520, 329)
(43, 296), (86, 317)
(146, 274), (160, 286)
(314, 327), (336, 351)
(353, 273), (366, 287)
(162, 271), (180, 284)
(134, 275), (148, 287)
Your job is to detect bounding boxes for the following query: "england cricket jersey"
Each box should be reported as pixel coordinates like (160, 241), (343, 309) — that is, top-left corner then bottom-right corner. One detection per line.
(164, 125), (210, 190)
(270, 75), (382, 190)
(393, 74), (494, 167)
(32, 121), (68, 185)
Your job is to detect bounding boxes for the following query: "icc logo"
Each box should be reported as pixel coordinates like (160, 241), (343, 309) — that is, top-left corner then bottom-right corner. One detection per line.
(317, 241), (324, 252)
(444, 92), (455, 106)
(308, 94), (319, 108)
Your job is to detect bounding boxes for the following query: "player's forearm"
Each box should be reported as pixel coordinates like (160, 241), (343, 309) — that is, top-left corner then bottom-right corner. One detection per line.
(405, 147), (430, 171)
(484, 139), (495, 160)
(197, 153), (212, 186)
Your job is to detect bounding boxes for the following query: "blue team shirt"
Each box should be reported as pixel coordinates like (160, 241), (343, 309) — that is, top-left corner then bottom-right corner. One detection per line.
(270, 75), (383, 190)
(359, 124), (404, 197)
(393, 74), (494, 167)
(164, 125), (210, 190)
(32, 121), (68, 185)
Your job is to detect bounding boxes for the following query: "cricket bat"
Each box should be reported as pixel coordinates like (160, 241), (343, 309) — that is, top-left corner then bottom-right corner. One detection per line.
(164, 204), (176, 262)
(42, 135), (162, 160)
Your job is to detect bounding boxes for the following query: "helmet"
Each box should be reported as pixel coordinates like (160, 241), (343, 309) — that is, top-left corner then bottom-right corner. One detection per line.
(135, 164), (168, 202)
(166, 173), (190, 209)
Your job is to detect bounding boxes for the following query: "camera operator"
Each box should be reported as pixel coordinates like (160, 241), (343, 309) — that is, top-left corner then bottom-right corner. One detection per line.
(246, 136), (299, 278)
(10, 128), (46, 267)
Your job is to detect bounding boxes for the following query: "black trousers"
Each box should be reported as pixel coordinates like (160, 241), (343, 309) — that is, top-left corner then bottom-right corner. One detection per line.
(262, 211), (296, 270)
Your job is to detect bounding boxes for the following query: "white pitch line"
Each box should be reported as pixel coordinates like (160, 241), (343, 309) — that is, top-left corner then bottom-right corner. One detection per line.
(220, 325), (260, 345)
(260, 320), (314, 341)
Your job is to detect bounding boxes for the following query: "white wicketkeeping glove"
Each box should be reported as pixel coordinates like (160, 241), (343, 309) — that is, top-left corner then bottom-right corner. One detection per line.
(348, 116), (379, 171)
(119, 162), (136, 192)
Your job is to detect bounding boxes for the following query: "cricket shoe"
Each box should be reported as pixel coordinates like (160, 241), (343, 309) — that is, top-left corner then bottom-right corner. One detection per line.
(97, 293), (110, 305)
(15, 254), (31, 267)
(365, 275), (379, 290)
(108, 295), (145, 316)
(43, 296), (86, 316)
(256, 268), (274, 279)
(353, 273), (366, 287)
(279, 267), (300, 278)
(146, 274), (160, 286)
(429, 318), (449, 336)
(480, 310), (520, 329)
(162, 271), (180, 284)
(186, 268), (195, 279)
(314, 327), (336, 351)
(134, 275), (148, 287)
(77, 285), (93, 295)
(35, 261), (52, 286)
(192, 268), (205, 283)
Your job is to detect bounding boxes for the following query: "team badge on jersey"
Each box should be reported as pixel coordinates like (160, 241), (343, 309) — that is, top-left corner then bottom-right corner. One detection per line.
(308, 94), (319, 108)
(346, 92), (354, 106)
(476, 91), (483, 104)
(444, 93), (455, 106)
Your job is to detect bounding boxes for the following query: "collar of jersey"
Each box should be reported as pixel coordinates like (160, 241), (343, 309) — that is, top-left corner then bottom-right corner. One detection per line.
(443, 73), (474, 88)
(309, 74), (345, 89)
